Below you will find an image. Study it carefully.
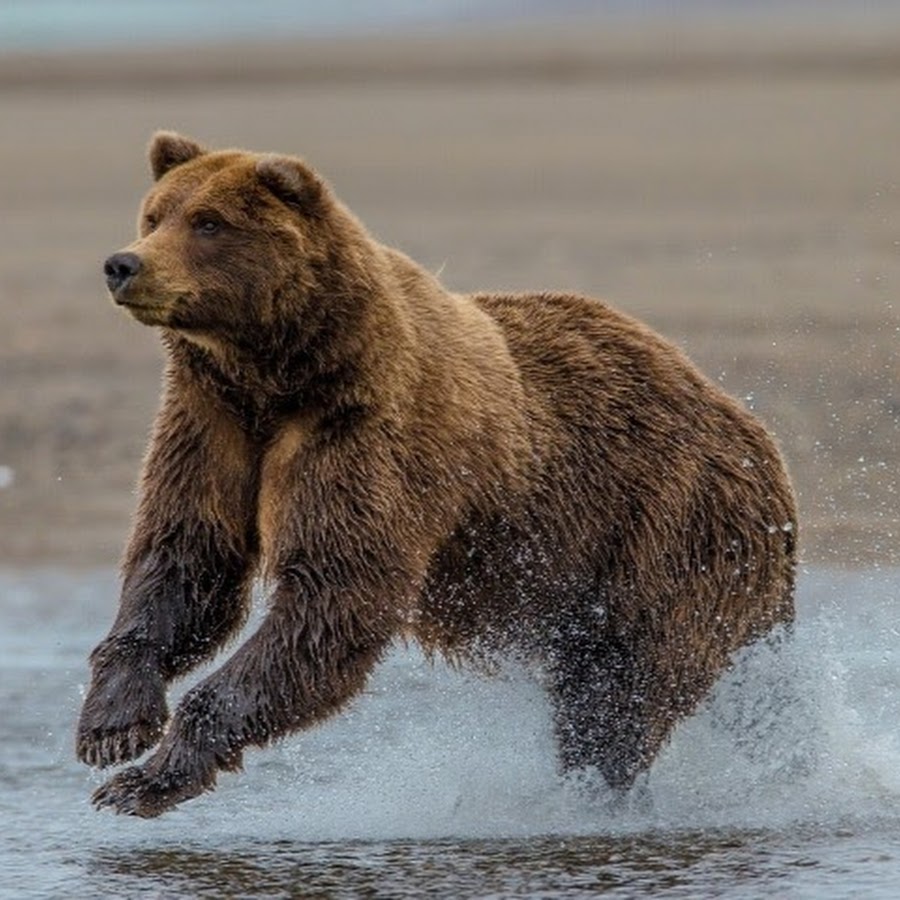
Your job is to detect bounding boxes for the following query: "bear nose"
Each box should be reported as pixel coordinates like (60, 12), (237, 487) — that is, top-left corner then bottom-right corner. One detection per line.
(103, 252), (142, 294)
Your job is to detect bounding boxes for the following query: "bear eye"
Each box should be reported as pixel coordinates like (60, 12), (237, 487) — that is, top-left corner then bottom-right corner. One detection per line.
(194, 217), (221, 236)
(143, 214), (158, 232)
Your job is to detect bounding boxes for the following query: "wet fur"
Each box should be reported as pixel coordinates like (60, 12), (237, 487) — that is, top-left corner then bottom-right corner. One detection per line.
(77, 132), (796, 816)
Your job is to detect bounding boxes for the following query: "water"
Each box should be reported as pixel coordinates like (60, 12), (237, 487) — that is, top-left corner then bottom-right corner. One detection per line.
(2, 1), (897, 54)
(2, 567), (900, 897)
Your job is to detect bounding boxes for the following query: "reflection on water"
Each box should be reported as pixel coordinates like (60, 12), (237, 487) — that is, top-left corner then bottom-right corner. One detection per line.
(84, 831), (833, 898)
(2, 567), (900, 897)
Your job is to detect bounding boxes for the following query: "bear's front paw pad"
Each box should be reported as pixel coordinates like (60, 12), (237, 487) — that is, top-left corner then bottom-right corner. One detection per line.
(92, 765), (208, 818)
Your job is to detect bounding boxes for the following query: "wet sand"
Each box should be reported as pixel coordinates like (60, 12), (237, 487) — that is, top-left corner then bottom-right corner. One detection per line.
(1, 19), (898, 566)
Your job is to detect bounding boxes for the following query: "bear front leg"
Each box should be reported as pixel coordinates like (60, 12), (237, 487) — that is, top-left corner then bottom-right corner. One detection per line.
(91, 594), (394, 817)
(77, 385), (260, 771)
(77, 550), (253, 770)
(76, 639), (168, 768)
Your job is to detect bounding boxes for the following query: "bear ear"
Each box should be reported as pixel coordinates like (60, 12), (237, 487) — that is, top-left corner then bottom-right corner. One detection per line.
(149, 131), (207, 181)
(256, 155), (324, 215)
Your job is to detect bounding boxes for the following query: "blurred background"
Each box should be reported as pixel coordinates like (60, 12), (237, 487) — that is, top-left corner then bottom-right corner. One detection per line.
(1, 0), (899, 566)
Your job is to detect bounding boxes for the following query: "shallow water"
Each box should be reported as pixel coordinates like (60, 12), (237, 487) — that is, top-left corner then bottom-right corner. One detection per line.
(2, 567), (900, 897)
(3, 0), (895, 54)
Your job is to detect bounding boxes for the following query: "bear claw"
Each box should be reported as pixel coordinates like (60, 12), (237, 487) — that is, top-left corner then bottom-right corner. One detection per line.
(77, 668), (168, 768)
(92, 765), (207, 818)
(77, 718), (165, 769)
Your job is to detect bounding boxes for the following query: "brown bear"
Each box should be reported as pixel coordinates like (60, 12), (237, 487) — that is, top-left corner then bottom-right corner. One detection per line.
(77, 132), (796, 818)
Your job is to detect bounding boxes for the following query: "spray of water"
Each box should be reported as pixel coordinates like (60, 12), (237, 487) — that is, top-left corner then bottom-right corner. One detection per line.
(90, 568), (892, 844)
(46, 566), (897, 846)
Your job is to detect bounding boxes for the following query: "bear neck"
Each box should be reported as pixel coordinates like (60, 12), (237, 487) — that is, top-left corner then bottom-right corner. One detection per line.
(163, 244), (424, 442)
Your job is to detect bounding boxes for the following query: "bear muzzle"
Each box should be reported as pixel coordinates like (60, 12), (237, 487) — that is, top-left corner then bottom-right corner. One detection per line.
(104, 251), (142, 299)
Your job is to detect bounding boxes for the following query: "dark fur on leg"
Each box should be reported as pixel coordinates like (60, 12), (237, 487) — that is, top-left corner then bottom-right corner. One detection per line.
(77, 652), (167, 768)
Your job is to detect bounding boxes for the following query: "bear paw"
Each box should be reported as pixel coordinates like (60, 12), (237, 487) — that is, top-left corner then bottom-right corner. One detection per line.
(91, 763), (210, 818)
(77, 668), (168, 768)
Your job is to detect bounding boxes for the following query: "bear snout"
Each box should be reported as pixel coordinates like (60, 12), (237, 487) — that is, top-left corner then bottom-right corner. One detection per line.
(103, 251), (142, 298)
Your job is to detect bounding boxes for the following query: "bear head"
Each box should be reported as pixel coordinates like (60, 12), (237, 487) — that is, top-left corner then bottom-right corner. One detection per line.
(103, 131), (361, 360)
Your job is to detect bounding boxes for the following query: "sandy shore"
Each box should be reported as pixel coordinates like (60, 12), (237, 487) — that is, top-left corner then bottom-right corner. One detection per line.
(1, 19), (898, 567)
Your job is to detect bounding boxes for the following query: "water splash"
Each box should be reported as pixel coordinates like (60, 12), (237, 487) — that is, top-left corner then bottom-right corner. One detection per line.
(130, 568), (900, 843)
(3, 566), (900, 850)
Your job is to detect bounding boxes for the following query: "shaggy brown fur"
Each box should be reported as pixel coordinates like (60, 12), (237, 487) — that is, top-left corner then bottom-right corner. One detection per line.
(77, 132), (796, 817)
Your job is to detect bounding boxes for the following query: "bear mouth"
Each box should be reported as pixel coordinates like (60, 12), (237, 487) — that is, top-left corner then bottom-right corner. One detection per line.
(129, 306), (168, 326)
(114, 296), (172, 326)
(113, 288), (191, 327)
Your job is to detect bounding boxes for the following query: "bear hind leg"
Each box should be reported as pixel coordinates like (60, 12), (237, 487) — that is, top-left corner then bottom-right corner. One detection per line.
(549, 636), (668, 792)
